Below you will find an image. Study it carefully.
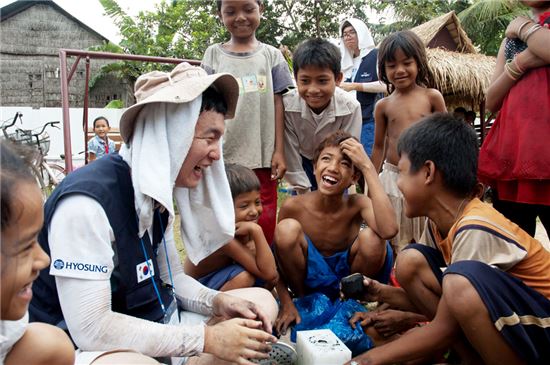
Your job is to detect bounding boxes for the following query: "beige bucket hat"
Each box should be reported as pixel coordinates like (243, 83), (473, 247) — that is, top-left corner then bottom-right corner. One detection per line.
(119, 62), (239, 143)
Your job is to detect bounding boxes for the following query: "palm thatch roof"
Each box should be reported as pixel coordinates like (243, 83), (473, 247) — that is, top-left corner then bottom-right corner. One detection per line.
(411, 11), (477, 54)
(426, 48), (495, 106)
(409, 11), (496, 107)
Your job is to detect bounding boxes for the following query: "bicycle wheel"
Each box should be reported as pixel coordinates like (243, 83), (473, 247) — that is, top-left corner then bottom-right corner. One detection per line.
(47, 163), (66, 185)
(30, 164), (48, 200)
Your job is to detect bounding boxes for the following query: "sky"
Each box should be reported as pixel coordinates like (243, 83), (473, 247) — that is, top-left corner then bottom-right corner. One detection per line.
(0, 0), (161, 43)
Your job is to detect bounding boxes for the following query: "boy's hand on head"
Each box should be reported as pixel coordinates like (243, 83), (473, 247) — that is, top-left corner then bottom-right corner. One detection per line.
(271, 151), (286, 180)
(340, 138), (373, 172)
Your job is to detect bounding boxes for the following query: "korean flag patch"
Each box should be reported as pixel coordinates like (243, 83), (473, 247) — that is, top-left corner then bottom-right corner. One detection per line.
(136, 259), (154, 283)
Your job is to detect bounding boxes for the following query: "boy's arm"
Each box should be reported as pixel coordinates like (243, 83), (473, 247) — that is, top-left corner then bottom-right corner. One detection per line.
(371, 99), (388, 173)
(220, 222), (279, 288)
(340, 138), (397, 240)
(347, 288), (459, 365)
(428, 89), (447, 113)
(271, 93), (286, 180)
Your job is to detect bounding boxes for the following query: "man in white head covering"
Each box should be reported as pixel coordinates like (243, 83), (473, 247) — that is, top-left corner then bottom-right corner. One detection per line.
(30, 63), (282, 364)
(339, 18), (387, 156)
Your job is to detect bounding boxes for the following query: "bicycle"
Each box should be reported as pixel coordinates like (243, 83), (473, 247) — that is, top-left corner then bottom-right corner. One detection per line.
(1, 112), (66, 196)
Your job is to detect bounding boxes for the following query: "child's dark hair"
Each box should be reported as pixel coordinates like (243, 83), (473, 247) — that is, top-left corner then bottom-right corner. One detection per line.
(216, 0), (262, 12)
(225, 163), (261, 199)
(93, 116), (110, 128)
(312, 130), (364, 186)
(292, 38), (342, 79)
(378, 30), (430, 94)
(397, 112), (478, 197)
(201, 86), (228, 115)
(1, 140), (37, 229)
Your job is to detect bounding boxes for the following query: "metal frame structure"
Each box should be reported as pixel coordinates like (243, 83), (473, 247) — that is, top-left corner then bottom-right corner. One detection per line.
(59, 49), (199, 172)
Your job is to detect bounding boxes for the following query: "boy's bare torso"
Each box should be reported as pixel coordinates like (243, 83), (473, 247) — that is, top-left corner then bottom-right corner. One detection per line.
(281, 192), (364, 256)
(381, 88), (436, 166)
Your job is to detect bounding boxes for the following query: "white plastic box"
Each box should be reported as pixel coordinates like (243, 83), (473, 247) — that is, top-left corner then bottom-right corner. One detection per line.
(296, 329), (351, 365)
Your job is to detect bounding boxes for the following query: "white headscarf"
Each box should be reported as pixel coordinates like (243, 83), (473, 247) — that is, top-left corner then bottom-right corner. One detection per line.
(340, 18), (376, 80)
(119, 100), (235, 265)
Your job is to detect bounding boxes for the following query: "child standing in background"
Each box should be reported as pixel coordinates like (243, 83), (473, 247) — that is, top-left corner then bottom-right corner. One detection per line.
(87, 116), (117, 161)
(283, 38), (362, 194)
(184, 163), (279, 291)
(371, 30), (446, 254)
(1, 141), (74, 365)
(202, 0), (294, 244)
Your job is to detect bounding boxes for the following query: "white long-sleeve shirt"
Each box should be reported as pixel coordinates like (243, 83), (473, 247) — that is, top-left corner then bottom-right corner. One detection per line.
(49, 195), (218, 357)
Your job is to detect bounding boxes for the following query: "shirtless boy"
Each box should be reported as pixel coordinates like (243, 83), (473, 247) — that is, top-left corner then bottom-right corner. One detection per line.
(274, 131), (397, 335)
(371, 30), (446, 254)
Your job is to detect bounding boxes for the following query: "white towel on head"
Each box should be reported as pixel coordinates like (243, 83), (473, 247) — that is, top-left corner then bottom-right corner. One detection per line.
(119, 100), (235, 265)
(340, 18), (376, 79)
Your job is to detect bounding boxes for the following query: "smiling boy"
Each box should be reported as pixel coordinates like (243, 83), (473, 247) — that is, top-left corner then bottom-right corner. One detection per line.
(283, 38), (362, 194)
(274, 131), (397, 335)
(346, 113), (550, 365)
(185, 163), (279, 292)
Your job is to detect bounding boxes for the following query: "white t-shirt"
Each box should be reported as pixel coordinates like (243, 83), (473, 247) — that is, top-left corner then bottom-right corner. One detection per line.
(0, 313), (27, 364)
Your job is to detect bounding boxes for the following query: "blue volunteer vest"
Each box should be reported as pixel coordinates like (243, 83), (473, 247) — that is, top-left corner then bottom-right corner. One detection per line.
(29, 154), (172, 329)
(346, 49), (380, 123)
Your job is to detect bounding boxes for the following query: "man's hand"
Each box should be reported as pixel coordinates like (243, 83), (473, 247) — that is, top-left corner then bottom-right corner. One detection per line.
(271, 151), (286, 180)
(275, 300), (301, 336)
(204, 318), (276, 364)
(213, 293), (273, 333)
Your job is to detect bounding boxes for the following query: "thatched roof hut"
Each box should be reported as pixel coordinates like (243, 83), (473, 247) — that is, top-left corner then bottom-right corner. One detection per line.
(410, 11), (496, 139)
(410, 11), (496, 108)
(426, 48), (495, 107)
(411, 11), (477, 54)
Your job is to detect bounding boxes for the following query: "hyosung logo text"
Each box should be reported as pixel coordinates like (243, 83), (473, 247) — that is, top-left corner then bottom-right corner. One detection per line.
(53, 259), (108, 273)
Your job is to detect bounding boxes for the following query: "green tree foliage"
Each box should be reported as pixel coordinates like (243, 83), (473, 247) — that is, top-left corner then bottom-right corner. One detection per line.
(94, 0), (373, 83)
(93, 0), (527, 89)
(458, 0), (528, 55)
